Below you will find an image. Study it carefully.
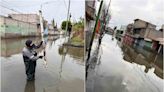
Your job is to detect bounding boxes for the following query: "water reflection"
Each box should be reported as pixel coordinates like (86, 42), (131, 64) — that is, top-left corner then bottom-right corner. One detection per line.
(1, 36), (59, 57)
(116, 37), (163, 79)
(86, 39), (102, 78)
(87, 34), (163, 92)
(24, 81), (35, 92)
(58, 43), (84, 63)
(1, 35), (84, 92)
(1, 37), (40, 57)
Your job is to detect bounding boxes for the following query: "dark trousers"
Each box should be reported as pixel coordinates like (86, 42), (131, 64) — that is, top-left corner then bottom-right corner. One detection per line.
(24, 61), (36, 80)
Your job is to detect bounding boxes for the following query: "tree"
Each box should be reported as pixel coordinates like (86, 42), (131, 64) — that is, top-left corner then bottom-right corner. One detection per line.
(52, 19), (55, 28)
(61, 21), (71, 30)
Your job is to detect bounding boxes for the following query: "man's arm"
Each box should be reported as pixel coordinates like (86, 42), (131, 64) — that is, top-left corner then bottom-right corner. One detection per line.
(33, 41), (43, 49)
(23, 49), (40, 61)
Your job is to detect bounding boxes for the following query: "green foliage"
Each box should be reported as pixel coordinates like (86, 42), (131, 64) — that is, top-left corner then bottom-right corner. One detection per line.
(61, 21), (72, 30)
(71, 36), (84, 46)
(72, 17), (84, 31)
(70, 17), (84, 46)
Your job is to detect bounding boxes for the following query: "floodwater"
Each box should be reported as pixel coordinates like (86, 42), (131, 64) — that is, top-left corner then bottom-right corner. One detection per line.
(86, 34), (163, 92)
(1, 35), (84, 92)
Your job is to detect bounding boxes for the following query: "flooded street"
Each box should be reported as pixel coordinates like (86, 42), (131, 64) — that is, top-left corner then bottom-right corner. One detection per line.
(1, 35), (84, 92)
(86, 34), (163, 92)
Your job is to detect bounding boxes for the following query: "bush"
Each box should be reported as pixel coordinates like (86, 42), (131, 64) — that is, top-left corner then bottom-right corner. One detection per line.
(72, 17), (84, 31)
(61, 21), (72, 30)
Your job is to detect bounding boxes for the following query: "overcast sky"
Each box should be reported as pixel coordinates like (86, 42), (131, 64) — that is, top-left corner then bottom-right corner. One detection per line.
(0, 0), (84, 27)
(0, 0), (163, 29)
(109, 0), (164, 29)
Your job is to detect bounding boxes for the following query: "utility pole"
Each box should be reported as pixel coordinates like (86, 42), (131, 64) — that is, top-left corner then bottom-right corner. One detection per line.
(39, 2), (50, 39)
(105, 0), (111, 26)
(86, 1), (103, 79)
(39, 10), (47, 68)
(87, 0), (103, 61)
(69, 13), (71, 22)
(103, 0), (111, 34)
(65, 0), (71, 36)
(99, 0), (111, 44)
(39, 10), (44, 41)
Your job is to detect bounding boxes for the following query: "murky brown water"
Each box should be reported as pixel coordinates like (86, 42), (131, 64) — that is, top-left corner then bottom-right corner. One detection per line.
(1, 35), (84, 92)
(86, 34), (163, 92)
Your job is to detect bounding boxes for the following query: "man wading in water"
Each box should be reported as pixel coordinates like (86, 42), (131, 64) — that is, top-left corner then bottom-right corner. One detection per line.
(22, 40), (43, 81)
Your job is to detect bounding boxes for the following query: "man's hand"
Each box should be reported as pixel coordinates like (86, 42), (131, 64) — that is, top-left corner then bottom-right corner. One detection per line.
(39, 56), (43, 59)
(34, 52), (37, 56)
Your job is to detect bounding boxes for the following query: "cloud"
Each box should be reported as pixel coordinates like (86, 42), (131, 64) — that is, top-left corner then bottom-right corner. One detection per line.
(109, 0), (164, 29)
(1, 0), (84, 27)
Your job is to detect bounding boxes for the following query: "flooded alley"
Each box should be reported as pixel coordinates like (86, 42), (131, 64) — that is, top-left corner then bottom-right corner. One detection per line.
(86, 34), (163, 92)
(1, 35), (84, 92)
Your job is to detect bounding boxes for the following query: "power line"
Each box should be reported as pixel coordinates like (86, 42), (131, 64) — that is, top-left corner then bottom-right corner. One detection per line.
(62, 0), (68, 11)
(1, 0), (40, 7)
(0, 4), (22, 14)
(1, 0), (12, 5)
(0, 0), (24, 14)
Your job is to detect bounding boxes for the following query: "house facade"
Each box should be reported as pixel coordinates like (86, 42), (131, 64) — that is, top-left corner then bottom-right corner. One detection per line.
(123, 19), (163, 54)
(0, 15), (38, 38)
(0, 13), (50, 38)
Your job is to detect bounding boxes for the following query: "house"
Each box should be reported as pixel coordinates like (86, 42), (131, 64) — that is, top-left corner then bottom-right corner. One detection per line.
(0, 15), (38, 38)
(116, 25), (127, 41)
(123, 23), (135, 46)
(134, 19), (163, 52)
(0, 14), (47, 38)
(124, 19), (163, 53)
(133, 19), (156, 38)
(116, 25), (127, 36)
(8, 14), (48, 36)
(8, 14), (40, 24)
(48, 24), (58, 35)
(106, 26), (114, 35)
(124, 19), (156, 47)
